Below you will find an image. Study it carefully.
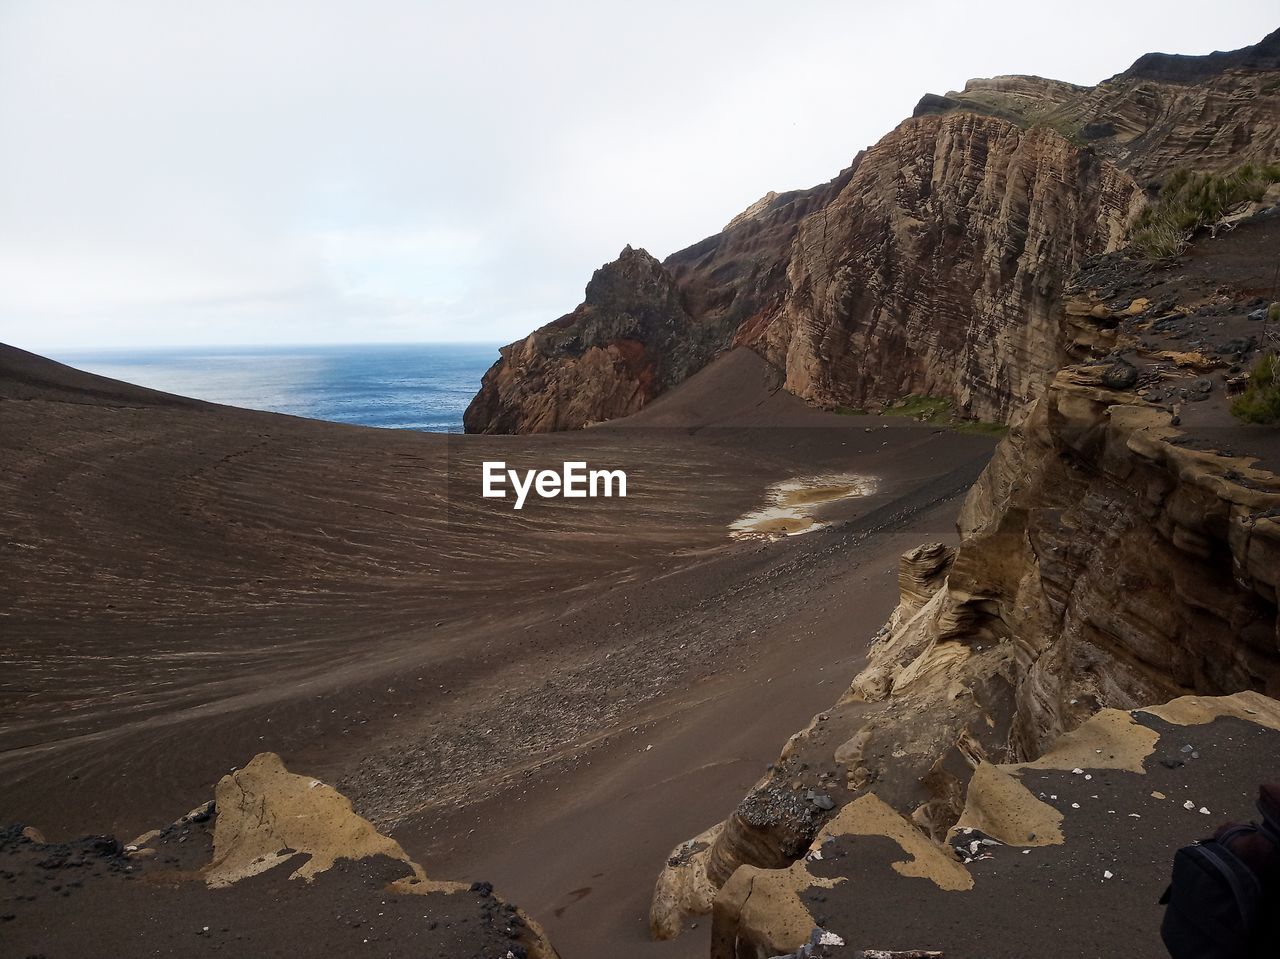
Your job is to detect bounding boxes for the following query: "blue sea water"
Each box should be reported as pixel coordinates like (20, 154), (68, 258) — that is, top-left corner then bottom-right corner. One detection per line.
(50, 343), (501, 433)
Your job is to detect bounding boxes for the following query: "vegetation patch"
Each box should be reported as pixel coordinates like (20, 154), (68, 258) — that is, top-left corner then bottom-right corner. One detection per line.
(1130, 163), (1280, 258)
(1029, 116), (1086, 147)
(882, 395), (1008, 435)
(1231, 352), (1280, 425)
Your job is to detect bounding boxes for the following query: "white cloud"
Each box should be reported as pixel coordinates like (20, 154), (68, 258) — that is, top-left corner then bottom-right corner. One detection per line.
(0, 0), (1275, 348)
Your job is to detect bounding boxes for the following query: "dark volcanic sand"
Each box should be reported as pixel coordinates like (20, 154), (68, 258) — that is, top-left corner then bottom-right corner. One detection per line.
(0, 343), (996, 956)
(0, 823), (537, 959)
(1077, 211), (1280, 473)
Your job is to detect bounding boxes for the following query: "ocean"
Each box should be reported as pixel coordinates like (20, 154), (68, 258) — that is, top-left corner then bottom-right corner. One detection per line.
(50, 343), (501, 433)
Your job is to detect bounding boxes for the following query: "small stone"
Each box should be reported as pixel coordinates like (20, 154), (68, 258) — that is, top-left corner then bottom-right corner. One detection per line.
(1101, 361), (1139, 390)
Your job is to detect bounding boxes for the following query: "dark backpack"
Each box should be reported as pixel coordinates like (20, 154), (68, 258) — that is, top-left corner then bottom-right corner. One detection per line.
(1160, 790), (1280, 958)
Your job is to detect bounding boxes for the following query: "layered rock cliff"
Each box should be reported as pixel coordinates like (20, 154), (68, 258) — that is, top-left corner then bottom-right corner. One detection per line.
(915, 27), (1280, 183)
(651, 191), (1280, 945)
(466, 29), (1280, 434)
(746, 115), (1140, 421)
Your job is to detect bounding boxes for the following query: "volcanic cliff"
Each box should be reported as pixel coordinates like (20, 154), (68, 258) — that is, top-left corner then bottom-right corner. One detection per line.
(650, 161), (1280, 951)
(466, 29), (1280, 433)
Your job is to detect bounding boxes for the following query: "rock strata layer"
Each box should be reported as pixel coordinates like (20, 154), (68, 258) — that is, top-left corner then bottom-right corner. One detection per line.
(915, 28), (1280, 182)
(650, 200), (1280, 944)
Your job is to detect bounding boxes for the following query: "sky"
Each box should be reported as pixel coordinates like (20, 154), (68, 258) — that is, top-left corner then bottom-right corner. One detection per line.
(1, 1), (1276, 350)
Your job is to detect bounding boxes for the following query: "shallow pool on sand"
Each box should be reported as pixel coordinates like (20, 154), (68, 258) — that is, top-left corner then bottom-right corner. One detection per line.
(729, 474), (878, 539)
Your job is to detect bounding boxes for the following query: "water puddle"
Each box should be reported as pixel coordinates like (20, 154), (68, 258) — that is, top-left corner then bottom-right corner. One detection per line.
(730, 474), (877, 539)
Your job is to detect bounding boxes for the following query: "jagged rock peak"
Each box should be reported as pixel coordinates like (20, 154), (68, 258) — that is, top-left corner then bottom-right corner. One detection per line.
(582, 245), (676, 308)
(462, 245), (707, 434)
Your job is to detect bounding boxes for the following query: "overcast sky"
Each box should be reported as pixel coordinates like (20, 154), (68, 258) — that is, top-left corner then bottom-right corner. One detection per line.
(1, 1), (1275, 350)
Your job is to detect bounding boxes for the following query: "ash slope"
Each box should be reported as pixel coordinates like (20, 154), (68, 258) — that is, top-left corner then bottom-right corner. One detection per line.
(1, 340), (892, 833)
(465, 29), (1279, 434)
(0, 340), (1000, 959)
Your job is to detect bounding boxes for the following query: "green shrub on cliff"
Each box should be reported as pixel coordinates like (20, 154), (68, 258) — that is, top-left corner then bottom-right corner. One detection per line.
(883, 395), (953, 421)
(1232, 352), (1280, 424)
(882, 394), (1008, 434)
(1131, 163), (1280, 258)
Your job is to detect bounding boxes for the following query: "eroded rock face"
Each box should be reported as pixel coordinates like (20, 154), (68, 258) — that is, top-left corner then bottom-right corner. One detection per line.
(205, 752), (453, 889)
(749, 114), (1141, 421)
(897, 543), (954, 616)
(650, 214), (1280, 937)
(463, 245), (706, 434)
(467, 116), (1140, 432)
(916, 28), (1280, 183)
(710, 692), (1280, 959)
(465, 174), (852, 433)
(667, 369), (1280, 936)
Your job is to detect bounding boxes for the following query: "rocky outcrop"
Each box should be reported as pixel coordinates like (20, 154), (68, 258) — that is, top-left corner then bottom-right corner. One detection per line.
(466, 30), (1280, 434)
(466, 175), (850, 432)
(710, 692), (1280, 959)
(1119, 26), (1280, 84)
(463, 245), (705, 433)
(1, 753), (559, 959)
(897, 542), (954, 616)
(204, 752), (459, 890)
